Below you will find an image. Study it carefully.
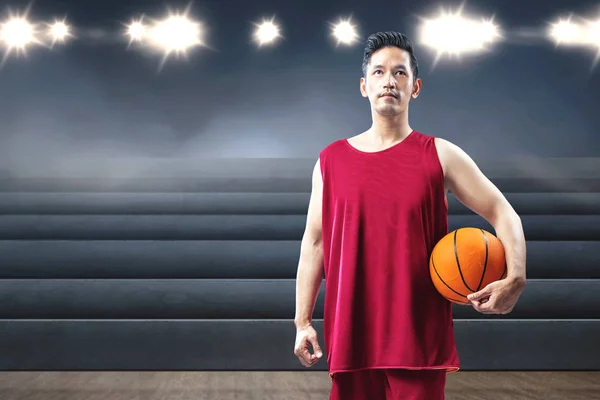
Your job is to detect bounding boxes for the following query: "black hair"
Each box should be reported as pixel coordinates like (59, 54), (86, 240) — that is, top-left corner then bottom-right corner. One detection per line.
(362, 31), (419, 80)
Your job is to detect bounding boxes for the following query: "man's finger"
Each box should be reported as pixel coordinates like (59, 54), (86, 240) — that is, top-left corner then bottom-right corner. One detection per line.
(299, 358), (310, 367)
(297, 339), (319, 366)
(296, 351), (310, 367)
(472, 300), (493, 313)
(301, 357), (313, 367)
(468, 290), (490, 302)
(310, 339), (323, 359)
(299, 347), (314, 365)
(470, 293), (492, 307)
(303, 354), (319, 367)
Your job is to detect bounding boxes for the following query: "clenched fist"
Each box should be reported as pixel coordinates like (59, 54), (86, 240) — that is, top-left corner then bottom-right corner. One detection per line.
(293, 324), (323, 367)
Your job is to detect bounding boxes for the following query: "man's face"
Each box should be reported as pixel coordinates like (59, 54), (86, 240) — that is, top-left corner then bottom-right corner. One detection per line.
(360, 46), (422, 116)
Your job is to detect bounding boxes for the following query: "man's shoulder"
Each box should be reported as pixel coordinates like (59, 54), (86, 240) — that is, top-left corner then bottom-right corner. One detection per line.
(318, 138), (349, 158)
(407, 131), (450, 155)
(413, 130), (444, 143)
(433, 136), (465, 158)
(432, 136), (481, 181)
(407, 130), (445, 147)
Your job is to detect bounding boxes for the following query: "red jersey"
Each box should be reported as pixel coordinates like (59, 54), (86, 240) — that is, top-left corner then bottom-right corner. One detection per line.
(319, 131), (460, 377)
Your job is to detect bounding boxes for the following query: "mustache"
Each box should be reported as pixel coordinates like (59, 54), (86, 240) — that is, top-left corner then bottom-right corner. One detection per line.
(379, 90), (398, 98)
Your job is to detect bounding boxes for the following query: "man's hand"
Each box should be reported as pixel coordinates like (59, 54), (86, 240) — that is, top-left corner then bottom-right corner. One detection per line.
(467, 277), (526, 314)
(293, 324), (323, 367)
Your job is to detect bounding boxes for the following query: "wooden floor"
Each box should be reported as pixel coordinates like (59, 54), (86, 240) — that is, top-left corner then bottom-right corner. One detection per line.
(0, 371), (598, 400)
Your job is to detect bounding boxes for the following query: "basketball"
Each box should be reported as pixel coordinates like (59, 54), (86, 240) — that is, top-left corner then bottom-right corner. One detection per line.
(429, 227), (507, 304)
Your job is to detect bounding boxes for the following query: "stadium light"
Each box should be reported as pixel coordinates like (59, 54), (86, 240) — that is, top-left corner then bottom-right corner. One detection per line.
(124, 12), (203, 54)
(253, 18), (281, 46)
(549, 17), (584, 45)
(148, 14), (202, 54)
(417, 6), (502, 59)
(548, 15), (600, 47)
(548, 14), (600, 68)
(0, 16), (37, 54)
(123, 9), (205, 70)
(126, 19), (146, 43)
(330, 18), (359, 46)
(48, 19), (71, 44)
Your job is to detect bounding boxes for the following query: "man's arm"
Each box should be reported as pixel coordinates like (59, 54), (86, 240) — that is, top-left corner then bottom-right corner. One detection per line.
(294, 158), (324, 329)
(436, 138), (526, 312)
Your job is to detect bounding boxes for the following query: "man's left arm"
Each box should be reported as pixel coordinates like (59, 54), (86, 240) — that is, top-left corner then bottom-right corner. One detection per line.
(435, 138), (527, 314)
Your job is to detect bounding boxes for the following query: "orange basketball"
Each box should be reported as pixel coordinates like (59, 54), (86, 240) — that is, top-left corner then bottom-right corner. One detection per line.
(429, 227), (507, 305)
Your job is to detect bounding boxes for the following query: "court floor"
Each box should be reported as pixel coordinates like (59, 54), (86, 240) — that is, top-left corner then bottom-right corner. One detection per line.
(0, 371), (598, 400)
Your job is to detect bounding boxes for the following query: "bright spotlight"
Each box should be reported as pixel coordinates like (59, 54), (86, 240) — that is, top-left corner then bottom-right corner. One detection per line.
(548, 15), (600, 48)
(418, 6), (502, 60)
(126, 19), (146, 43)
(253, 18), (281, 46)
(331, 18), (359, 46)
(48, 19), (71, 44)
(548, 15), (600, 68)
(148, 14), (202, 54)
(123, 8), (206, 71)
(549, 17), (584, 45)
(0, 16), (37, 53)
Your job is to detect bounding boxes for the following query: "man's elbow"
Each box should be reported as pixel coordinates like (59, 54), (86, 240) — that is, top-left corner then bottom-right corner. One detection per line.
(489, 198), (521, 229)
(302, 223), (322, 246)
(300, 229), (323, 256)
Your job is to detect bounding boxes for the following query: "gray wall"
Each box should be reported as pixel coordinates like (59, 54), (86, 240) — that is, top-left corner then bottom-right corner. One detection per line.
(0, 158), (598, 370)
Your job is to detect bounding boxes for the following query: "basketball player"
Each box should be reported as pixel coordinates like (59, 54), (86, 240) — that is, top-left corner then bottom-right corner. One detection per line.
(293, 32), (527, 399)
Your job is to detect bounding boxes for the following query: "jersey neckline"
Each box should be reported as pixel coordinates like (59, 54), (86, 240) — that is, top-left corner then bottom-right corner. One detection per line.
(343, 130), (416, 155)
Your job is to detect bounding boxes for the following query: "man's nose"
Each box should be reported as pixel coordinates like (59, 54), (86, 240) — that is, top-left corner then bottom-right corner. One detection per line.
(383, 74), (397, 88)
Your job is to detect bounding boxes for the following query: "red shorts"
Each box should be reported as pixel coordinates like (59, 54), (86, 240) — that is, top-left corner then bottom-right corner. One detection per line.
(330, 368), (446, 400)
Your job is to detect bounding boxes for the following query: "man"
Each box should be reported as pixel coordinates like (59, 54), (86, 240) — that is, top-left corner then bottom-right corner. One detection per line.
(293, 31), (527, 399)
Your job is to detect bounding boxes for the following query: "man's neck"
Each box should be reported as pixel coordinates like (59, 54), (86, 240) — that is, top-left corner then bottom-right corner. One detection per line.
(367, 113), (413, 145)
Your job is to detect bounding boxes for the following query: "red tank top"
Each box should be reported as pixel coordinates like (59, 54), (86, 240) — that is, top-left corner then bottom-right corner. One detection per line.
(319, 131), (460, 377)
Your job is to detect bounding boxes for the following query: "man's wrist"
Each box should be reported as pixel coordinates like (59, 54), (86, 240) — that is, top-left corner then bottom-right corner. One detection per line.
(294, 318), (312, 329)
(506, 275), (526, 288)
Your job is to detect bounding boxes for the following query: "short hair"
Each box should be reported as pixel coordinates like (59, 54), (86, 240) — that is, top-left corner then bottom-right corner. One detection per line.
(361, 31), (419, 80)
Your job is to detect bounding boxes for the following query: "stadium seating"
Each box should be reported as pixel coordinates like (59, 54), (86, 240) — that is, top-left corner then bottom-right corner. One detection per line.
(0, 157), (598, 370)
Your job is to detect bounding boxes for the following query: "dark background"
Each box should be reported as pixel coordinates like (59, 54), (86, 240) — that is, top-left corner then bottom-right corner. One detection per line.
(0, 0), (598, 179)
(0, 0), (599, 373)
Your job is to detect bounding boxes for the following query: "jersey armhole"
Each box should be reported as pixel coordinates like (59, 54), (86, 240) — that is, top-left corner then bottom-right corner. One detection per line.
(432, 136), (449, 212)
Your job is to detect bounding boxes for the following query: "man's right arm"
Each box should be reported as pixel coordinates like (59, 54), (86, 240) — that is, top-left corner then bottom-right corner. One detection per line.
(294, 158), (324, 329)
